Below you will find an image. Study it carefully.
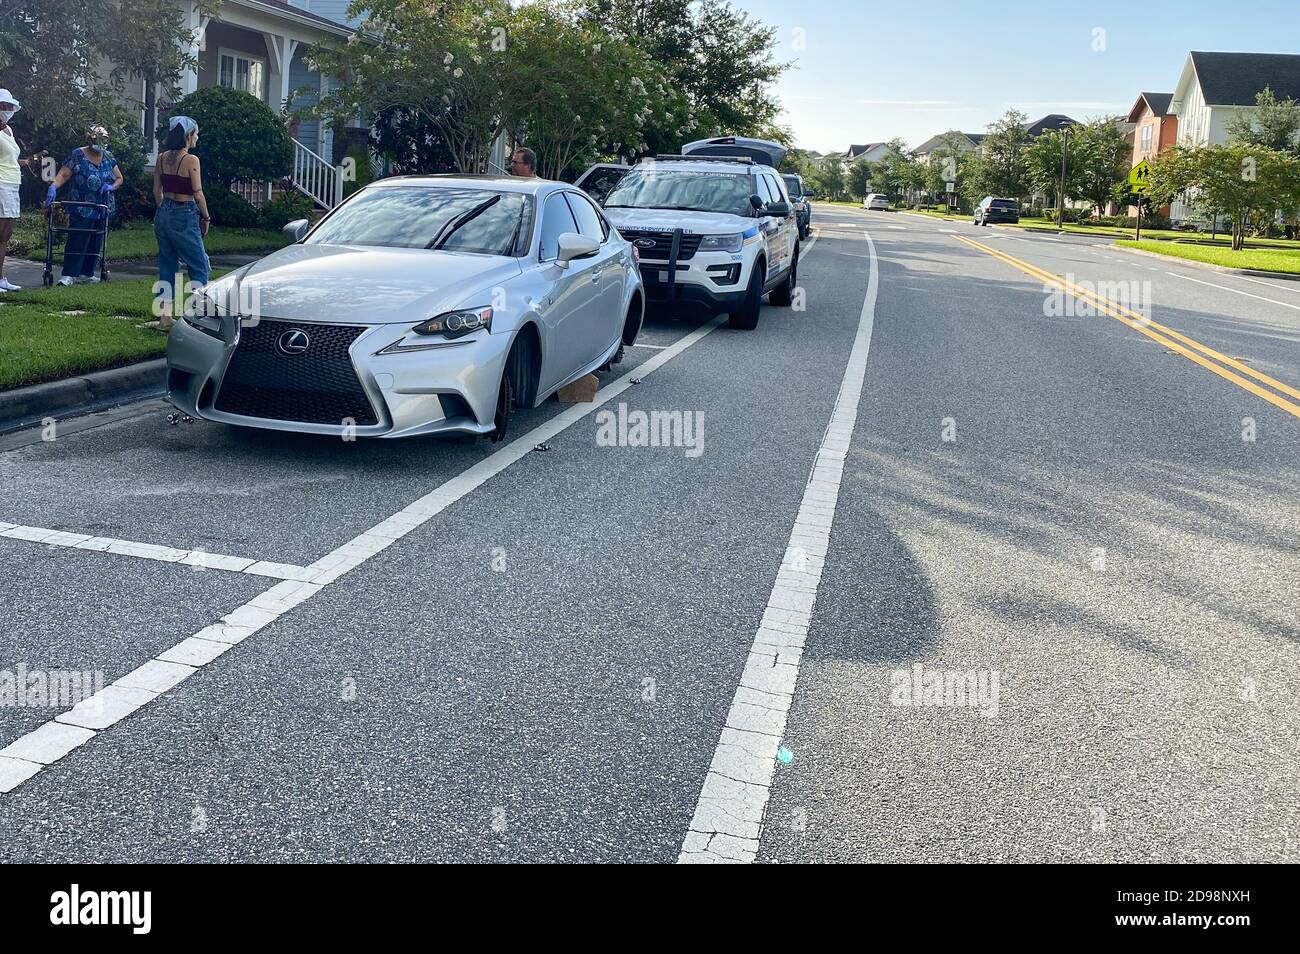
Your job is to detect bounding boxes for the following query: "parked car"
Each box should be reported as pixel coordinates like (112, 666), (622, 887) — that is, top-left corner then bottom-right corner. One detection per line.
(975, 196), (1020, 225)
(863, 193), (890, 211)
(578, 138), (800, 331)
(166, 176), (644, 442)
(782, 173), (812, 239)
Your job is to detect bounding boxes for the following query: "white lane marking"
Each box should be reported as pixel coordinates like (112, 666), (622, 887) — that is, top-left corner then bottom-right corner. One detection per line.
(939, 228), (957, 234)
(886, 225), (907, 230)
(1233, 273), (1300, 295)
(631, 343), (668, 350)
(1164, 270), (1300, 312)
(678, 230), (879, 864)
(0, 523), (309, 579)
(0, 315), (730, 794)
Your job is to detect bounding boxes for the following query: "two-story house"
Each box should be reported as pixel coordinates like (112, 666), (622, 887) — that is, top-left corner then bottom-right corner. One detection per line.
(1125, 92), (1177, 216)
(1168, 51), (1300, 222)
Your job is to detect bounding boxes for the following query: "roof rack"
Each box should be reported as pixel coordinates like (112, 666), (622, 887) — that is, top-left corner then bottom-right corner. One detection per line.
(652, 153), (754, 165)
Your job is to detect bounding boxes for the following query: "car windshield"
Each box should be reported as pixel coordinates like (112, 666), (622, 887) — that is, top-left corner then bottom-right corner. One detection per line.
(782, 176), (804, 197)
(991, 199), (1016, 209)
(604, 170), (754, 215)
(306, 187), (529, 255)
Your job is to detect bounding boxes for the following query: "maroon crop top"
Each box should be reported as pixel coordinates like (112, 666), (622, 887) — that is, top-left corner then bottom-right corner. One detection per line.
(159, 153), (195, 195)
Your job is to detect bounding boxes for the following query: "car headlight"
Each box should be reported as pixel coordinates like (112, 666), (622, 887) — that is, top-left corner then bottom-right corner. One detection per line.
(378, 306), (493, 354)
(414, 306), (493, 339)
(698, 232), (744, 254)
(180, 293), (225, 339)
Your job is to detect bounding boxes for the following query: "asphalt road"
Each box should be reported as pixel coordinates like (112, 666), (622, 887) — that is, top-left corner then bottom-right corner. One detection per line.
(1, 205), (1296, 862)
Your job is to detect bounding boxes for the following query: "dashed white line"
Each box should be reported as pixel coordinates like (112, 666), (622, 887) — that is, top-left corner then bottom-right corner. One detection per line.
(1164, 270), (1300, 312)
(0, 315), (732, 794)
(0, 523), (310, 579)
(678, 229), (879, 864)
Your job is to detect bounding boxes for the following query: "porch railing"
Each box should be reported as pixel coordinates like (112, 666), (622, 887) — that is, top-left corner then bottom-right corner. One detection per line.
(292, 138), (344, 209)
(230, 178), (274, 209)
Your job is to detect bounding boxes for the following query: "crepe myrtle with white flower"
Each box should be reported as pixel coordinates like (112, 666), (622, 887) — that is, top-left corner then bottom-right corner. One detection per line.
(166, 175), (643, 441)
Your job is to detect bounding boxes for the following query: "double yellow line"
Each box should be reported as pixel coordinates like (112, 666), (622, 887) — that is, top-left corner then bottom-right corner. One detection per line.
(954, 234), (1300, 420)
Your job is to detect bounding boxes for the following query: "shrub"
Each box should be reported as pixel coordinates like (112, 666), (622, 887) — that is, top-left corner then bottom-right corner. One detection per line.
(258, 190), (314, 231)
(163, 86), (294, 188)
(342, 142), (376, 198)
(203, 185), (262, 228)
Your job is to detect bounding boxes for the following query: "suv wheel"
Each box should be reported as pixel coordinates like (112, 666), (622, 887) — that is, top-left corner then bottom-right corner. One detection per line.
(768, 247), (798, 306)
(728, 260), (765, 330)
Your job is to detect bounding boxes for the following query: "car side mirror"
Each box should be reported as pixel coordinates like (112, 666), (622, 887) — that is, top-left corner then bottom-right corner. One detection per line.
(764, 200), (790, 217)
(282, 218), (310, 243)
(749, 194), (764, 210)
(556, 232), (599, 266)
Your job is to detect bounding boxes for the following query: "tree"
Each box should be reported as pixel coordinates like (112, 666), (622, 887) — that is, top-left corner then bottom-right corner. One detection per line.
(1025, 129), (1081, 218)
(499, 3), (675, 179)
(312, 0), (513, 174)
(1075, 117), (1131, 216)
(922, 133), (975, 209)
(169, 85), (294, 187)
(1225, 87), (1300, 155)
(808, 156), (845, 201)
(98, 1), (222, 151)
(968, 109), (1030, 202)
(1147, 144), (1300, 249)
(576, 0), (788, 154)
(846, 159), (871, 201)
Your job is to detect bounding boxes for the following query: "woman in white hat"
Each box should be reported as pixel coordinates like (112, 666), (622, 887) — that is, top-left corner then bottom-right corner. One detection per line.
(0, 89), (23, 291)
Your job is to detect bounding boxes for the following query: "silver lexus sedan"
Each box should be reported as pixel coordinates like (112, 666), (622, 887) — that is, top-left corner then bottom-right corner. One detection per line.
(166, 175), (644, 441)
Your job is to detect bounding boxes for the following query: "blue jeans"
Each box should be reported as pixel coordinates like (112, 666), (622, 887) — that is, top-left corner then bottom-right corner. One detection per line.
(62, 213), (104, 279)
(155, 199), (210, 292)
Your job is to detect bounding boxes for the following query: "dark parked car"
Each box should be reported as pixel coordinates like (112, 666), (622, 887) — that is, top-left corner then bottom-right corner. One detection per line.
(782, 173), (812, 239)
(975, 196), (1020, 225)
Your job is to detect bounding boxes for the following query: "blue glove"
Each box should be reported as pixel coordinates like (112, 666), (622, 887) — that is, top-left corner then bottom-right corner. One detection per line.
(45, 184), (56, 206)
(99, 182), (116, 195)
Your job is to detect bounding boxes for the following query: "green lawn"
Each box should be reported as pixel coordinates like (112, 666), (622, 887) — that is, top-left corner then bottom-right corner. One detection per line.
(8, 214), (288, 262)
(1113, 240), (1300, 274)
(0, 302), (167, 391)
(0, 272), (239, 391)
(996, 216), (1300, 247)
(1, 277), (162, 317)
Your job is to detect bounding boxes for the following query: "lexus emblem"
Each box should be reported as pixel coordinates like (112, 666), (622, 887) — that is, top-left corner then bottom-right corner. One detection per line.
(632, 238), (656, 248)
(277, 329), (310, 355)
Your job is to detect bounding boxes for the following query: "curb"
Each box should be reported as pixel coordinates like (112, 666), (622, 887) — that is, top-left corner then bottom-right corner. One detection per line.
(0, 359), (167, 434)
(1108, 243), (1300, 281)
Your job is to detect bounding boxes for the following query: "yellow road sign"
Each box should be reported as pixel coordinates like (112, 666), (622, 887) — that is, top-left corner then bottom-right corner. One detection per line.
(1129, 159), (1152, 193)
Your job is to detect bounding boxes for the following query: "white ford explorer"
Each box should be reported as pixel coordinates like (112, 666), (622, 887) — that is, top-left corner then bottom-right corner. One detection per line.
(576, 138), (800, 330)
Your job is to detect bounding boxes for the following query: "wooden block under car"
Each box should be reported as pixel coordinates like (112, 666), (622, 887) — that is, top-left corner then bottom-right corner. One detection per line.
(555, 374), (600, 404)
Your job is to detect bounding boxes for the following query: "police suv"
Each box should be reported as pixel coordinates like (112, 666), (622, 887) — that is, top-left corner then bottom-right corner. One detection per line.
(576, 137), (799, 330)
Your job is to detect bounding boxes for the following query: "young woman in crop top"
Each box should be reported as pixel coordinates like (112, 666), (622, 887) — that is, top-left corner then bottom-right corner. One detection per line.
(152, 115), (211, 328)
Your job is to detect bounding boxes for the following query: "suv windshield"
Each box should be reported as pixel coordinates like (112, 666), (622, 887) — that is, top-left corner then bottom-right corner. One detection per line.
(307, 187), (529, 255)
(782, 175), (804, 198)
(604, 170), (755, 216)
(991, 199), (1017, 210)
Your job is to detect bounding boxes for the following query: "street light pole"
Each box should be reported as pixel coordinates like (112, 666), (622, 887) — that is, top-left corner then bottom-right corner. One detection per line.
(1058, 126), (1069, 234)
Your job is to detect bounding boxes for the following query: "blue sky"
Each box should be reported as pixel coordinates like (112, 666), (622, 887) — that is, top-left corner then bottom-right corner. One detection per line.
(737, 0), (1300, 153)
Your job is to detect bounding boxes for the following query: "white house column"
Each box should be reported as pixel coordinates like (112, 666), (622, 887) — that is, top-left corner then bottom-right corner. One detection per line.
(264, 33), (299, 112)
(180, 3), (208, 96)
